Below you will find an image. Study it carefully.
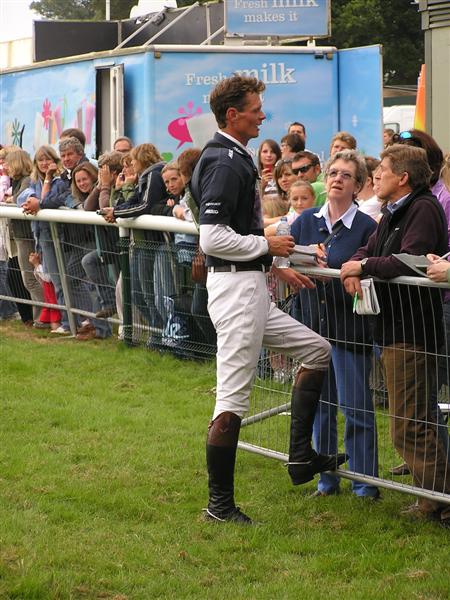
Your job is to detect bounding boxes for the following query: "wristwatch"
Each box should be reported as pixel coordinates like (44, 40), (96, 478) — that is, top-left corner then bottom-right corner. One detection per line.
(360, 257), (369, 275)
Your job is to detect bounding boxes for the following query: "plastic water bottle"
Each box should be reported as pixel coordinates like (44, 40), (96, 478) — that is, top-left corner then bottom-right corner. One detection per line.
(273, 216), (290, 269)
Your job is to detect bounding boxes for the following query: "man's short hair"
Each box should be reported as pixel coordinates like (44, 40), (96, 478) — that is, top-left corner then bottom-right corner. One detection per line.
(209, 74), (265, 129)
(61, 128), (86, 148)
(292, 150), (320, 166)
(395, 128), (443, 186)
(59, 136), (84, 156)
(280, 133), (305, 153)
(288, 121), (306, 135)
(98, 151), (123, 173)
(113, 136), (133, 151)
(380, 144), (432, 190)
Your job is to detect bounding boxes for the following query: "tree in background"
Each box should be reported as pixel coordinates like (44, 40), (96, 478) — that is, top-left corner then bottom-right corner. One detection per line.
(324, 0), (423, 85)
(30, 0), (423, 84)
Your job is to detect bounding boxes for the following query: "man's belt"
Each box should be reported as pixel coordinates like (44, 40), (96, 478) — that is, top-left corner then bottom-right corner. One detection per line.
(207, 264), (269, 273)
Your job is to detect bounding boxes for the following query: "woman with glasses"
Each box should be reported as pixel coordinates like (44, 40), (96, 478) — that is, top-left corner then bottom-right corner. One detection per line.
(278, 149), (380, 499)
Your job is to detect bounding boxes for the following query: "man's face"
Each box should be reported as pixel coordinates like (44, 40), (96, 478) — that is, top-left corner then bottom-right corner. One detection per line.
(292, 157), (320, 183)
(288, 124), (305, 142)
(163, 169), (184, 196)
(228, 92), (265, 145)
(114, 140), (132, 153)
(373, 157), (407, 203)
(61, 148), (82, 170)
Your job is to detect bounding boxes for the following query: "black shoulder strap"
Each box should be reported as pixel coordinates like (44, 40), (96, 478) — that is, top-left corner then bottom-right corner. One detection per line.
(322, 219), (345, 247)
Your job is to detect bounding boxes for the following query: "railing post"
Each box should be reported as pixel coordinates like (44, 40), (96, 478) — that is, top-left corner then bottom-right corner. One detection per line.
(50, 221), (78, 335)
(119, 227), (132, 346)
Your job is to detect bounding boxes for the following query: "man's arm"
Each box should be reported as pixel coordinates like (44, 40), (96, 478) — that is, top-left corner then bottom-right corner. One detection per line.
(346, 202), (446, 280)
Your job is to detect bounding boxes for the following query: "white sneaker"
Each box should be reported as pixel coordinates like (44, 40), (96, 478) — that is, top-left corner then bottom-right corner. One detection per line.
(50, 326), (70, 335)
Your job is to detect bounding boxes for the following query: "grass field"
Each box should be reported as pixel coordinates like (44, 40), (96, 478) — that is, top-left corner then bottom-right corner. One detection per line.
(1, 323), (449, 600)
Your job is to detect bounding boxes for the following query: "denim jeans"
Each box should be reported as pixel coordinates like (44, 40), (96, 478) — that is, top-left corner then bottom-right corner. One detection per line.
(313, 346), (379, 497)
(130, 247), (160, 328)
(81, 250), (117, 310)
(0, 260), (18, 319)
(64, 246), (111, 338)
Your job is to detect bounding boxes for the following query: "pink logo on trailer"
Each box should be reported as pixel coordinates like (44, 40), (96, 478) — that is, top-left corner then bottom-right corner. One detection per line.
(168, 101), (202, 149)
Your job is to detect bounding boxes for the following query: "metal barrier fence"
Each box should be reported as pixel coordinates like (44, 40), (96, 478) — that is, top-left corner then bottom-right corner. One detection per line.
(0, 205), (449, 505)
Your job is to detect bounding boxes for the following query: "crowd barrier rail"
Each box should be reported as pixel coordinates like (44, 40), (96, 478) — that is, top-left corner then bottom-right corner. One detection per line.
(0, 205), (449, 506)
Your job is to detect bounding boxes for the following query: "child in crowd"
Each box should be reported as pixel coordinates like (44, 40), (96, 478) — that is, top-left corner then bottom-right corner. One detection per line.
(287, 180), (316, 225)
(28, 252), (61, 331)
(264, 182), (315, 237)
(262, 193), (289, 228)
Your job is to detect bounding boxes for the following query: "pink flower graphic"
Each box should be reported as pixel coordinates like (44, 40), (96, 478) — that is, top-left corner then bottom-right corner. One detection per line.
(41, 99), (52, 130)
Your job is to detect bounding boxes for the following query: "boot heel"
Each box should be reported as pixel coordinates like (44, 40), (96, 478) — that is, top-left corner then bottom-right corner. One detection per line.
(286, 461), (315, 485)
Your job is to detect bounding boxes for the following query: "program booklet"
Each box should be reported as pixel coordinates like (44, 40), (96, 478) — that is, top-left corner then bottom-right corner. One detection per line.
(289, 245), (319, 267)
(392, 253), (431, 277)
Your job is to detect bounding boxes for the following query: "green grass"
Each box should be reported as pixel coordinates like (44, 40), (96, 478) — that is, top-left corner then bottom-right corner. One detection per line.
(0, 323), (449, 600)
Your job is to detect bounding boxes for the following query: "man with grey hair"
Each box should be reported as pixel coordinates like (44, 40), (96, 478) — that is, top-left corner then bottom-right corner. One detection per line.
(23, 137), (88, 213)
(341, 144), (450, 528)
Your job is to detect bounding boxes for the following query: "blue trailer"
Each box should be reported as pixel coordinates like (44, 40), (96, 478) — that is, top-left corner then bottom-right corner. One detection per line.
(1, 43), (383, 161)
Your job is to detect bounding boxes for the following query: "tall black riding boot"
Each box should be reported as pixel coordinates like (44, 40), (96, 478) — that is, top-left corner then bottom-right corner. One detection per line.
(288, 368), (347, 485)
(205, 411), (252, 524)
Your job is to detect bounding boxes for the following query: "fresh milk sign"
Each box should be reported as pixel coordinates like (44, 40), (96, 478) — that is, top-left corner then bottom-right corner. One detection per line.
(225, 0), (330, 37)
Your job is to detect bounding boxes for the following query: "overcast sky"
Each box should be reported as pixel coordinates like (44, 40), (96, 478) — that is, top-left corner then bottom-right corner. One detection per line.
(0, 1), (180, 42)
(0, 0), (41, 42)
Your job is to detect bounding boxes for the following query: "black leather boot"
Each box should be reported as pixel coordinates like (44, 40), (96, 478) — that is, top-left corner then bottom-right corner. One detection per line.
(288, 368), (347, 485)
(205, 411), (252, 524)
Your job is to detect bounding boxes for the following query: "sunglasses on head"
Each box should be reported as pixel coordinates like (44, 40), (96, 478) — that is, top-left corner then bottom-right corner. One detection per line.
(392, 131), (422, 147)
(292, 163), (314, 175)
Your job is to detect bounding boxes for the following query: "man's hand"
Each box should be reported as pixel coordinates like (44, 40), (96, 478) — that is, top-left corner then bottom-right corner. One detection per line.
(342, 275), (363, 299)
(272, 266), (315, 291)
(267, 235), (295, 257)
(340, 260), (363, 279)
(22, 197), (40, 215)
(426, 253), (450, 283)
(101, 206), (116, 223)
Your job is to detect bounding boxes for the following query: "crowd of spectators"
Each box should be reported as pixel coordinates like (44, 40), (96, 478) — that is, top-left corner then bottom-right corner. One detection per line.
(1, 118), (449, 523)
